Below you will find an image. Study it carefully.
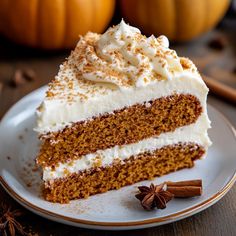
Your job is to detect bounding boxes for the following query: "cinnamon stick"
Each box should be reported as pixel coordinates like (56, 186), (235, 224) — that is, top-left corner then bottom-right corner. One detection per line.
(202, 75), (236, 104)
(166, 186), (202, 197)
(165, 179), (202, 187)
(165, 179), (203, 197)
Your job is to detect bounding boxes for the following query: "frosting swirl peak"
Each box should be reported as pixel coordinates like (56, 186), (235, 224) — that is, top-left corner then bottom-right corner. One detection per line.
(77, 20), (185, 90)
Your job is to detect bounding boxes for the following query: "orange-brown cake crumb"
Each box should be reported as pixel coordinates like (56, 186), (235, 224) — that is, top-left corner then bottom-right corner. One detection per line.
(44, 143), (205, 203)
(37, 94), (202, 168)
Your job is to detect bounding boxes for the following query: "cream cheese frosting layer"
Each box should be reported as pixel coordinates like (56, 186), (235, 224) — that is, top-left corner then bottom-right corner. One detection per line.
(36, 73), (209, 134)
(43, 113), (211, 181)
(35, 20), (209, 134)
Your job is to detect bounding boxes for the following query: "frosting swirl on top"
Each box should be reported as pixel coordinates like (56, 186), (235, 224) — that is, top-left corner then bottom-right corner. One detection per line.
(77, 20), (184, 90)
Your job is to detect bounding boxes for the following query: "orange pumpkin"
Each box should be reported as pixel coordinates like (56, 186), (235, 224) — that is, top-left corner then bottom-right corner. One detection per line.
(120, 0), (230, 41)
(0, 0), (115, 49)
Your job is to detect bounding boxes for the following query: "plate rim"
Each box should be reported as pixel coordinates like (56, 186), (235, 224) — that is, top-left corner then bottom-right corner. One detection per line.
(1, 171), (235, 227)
(0, 87), (236, 228)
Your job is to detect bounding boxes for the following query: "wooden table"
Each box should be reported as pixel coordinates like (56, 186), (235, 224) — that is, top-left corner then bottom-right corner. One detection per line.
(0, 24), (236, 235)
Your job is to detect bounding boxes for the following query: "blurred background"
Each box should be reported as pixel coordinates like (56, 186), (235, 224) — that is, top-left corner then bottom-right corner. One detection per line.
(0, 1), (236, 235)
(0, 0), (235, 108)
(0, 0), (236, 111)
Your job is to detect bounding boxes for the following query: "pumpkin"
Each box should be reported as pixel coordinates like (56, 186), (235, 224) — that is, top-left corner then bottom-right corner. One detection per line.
(120, 0), (230, 42)
(0, 0), (115, 49)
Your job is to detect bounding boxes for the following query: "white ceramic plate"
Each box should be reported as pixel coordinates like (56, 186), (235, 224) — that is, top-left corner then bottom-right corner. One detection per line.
(0, 86), (235, 230)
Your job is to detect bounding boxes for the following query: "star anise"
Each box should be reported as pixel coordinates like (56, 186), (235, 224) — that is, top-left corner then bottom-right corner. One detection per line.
(135, 183), (174, 210)
(0, 202), (26, 236)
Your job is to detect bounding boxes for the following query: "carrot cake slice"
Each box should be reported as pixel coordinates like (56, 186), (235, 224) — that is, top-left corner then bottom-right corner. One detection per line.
(35, 20), (211, 203)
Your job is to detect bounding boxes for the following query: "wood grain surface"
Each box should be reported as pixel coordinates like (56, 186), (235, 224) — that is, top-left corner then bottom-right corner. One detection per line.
(0, 22), (235, 235)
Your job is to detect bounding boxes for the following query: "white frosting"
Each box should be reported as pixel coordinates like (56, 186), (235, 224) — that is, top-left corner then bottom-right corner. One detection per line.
(36, 73), (208, 133)
(35, 20), (207, 134)
(83, 19), (182, 88)
(43, 113), (211, 181)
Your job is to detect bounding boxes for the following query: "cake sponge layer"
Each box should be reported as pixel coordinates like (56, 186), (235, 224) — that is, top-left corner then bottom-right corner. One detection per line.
(44, 143), (205, 203)
(37, 94), (202, 168)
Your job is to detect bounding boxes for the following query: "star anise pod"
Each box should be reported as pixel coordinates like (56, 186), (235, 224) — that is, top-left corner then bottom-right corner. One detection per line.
(0, 202), (26, 236)
(135, 183), (174, 210)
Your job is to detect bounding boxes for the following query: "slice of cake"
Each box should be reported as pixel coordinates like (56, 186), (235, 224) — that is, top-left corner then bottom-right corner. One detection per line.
(35, 20), (211, 203)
